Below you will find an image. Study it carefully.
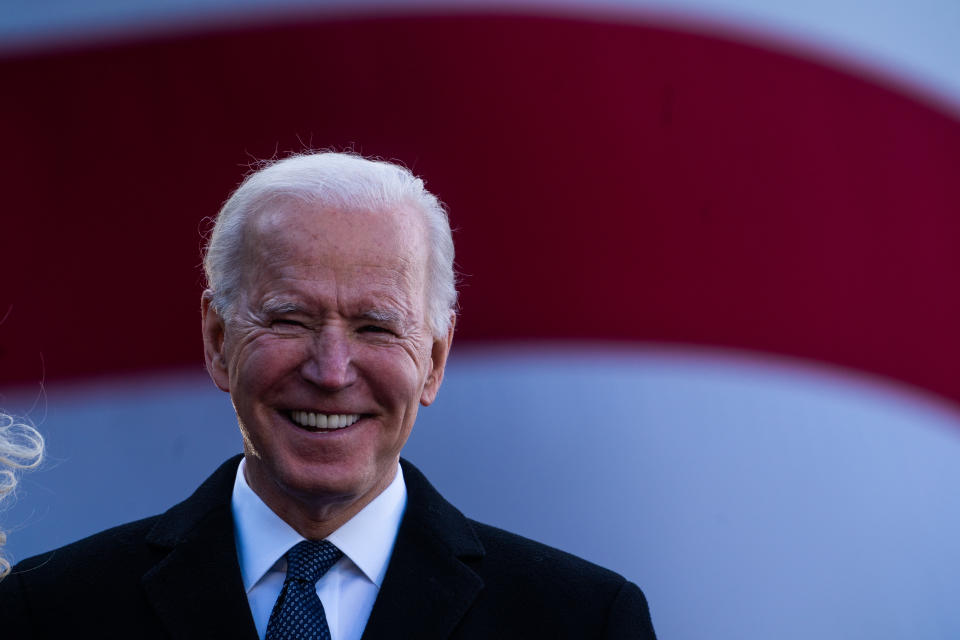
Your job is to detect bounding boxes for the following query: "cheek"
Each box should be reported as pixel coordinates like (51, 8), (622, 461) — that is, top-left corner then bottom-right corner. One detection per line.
(231, 337), (307, 390)
(365, 349), (430, 404)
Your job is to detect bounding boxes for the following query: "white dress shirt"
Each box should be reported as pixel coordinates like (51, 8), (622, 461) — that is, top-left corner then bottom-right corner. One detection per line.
(231, 459), (407, 640)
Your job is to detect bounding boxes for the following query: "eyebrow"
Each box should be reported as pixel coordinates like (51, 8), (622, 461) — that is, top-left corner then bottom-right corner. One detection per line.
(260, 300), (407, 329)
(260, 300), (305, 315)
(358, 308), (405, 328)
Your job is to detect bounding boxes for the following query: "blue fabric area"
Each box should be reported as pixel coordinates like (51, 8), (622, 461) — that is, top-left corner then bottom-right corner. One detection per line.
(265, 540), (342, 640)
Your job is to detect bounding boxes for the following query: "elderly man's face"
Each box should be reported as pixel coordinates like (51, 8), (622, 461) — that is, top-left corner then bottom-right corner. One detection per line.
(202, 201), (452, 525)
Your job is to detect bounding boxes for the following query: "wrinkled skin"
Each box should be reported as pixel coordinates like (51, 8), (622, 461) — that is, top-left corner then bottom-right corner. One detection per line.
(202, 201), (454, 538)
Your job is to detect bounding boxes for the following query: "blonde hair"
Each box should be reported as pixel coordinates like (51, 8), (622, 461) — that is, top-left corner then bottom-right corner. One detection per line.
(0, 412), (44, 579)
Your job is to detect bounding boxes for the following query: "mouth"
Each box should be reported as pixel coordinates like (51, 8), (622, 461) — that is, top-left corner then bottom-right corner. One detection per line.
(286, 410), (364, 432)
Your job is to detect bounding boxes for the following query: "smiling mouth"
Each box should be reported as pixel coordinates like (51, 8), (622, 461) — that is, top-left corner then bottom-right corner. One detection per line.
(287, 410), (363, 432)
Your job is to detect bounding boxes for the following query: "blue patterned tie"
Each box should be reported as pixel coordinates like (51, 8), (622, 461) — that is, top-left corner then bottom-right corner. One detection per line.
(265, 540), (343, 640)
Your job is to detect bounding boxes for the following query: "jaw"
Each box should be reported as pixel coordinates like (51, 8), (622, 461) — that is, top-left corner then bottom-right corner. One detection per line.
(238, 408), (406, 537)
(242, 444), (401, 539)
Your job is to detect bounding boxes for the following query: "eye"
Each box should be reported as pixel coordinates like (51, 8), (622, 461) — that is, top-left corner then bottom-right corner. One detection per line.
(359, 325), (393, 335)
(270, 318), (307, 332)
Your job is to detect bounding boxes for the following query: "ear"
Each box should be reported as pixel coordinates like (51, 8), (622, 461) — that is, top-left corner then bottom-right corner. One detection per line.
(420, 313), (456, 406)
(201, 291), (231, 393)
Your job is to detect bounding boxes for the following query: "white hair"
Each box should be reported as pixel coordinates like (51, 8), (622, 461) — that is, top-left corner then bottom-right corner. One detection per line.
(203, 152), (457, 337)
(0, 413), (44, 579)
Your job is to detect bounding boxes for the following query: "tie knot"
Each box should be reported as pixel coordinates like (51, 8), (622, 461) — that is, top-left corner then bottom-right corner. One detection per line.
(285, 540), (343, 583)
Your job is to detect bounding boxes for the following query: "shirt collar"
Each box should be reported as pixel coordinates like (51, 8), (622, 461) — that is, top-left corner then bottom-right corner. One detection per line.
(231, 458), (407, 593)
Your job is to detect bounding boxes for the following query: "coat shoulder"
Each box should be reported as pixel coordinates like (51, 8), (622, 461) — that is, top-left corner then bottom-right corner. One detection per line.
(396, 459), (657, 638)
(0, 456), (243, 638)
(461, 520), (657, 638)
(0, 515), (167, 638)
(468, 519), (626, 587)
(470, 520), (626, 596)
(4, 513), (162, 589)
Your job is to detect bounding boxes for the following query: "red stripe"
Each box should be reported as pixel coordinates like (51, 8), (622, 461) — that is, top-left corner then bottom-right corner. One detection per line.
(3, 13), (959, 405)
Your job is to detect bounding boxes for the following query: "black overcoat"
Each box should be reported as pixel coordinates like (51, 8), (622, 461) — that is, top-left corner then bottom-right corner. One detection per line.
(0, 456), (656, 639)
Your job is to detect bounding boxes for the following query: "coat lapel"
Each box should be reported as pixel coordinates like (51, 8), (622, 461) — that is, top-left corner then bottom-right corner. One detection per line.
(135, 456), (484, 639)
(140, 455), (259, 640)
(361, 460), (485, 640)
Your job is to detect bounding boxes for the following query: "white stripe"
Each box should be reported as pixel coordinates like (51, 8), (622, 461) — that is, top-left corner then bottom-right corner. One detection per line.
(6, 344), (960, 638)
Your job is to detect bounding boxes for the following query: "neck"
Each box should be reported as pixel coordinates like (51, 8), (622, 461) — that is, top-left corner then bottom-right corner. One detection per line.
(242, 459), (397, 540)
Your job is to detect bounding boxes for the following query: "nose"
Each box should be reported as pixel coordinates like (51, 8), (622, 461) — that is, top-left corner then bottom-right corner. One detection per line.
(300, 326), (356, 390)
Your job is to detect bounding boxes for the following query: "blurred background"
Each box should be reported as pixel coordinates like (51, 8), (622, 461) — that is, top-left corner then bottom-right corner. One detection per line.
(2, 1), (960, 638)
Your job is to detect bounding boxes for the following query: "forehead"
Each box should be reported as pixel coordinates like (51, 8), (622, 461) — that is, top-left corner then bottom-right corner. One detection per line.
(239, 199), (429, 296)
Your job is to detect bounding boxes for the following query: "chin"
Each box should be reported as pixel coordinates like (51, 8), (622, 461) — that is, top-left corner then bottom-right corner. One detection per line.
(274, 454), (383, 505)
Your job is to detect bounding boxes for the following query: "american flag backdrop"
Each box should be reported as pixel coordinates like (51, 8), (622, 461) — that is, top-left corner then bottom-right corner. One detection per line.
(2, 2), (960, 638)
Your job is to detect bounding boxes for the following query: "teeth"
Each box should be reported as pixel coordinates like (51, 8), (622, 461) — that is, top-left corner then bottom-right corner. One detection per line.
(290, 411), (361, 431)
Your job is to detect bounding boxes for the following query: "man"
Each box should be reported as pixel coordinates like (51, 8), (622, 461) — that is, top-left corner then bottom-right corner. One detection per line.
(0, 153), (656, 638)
